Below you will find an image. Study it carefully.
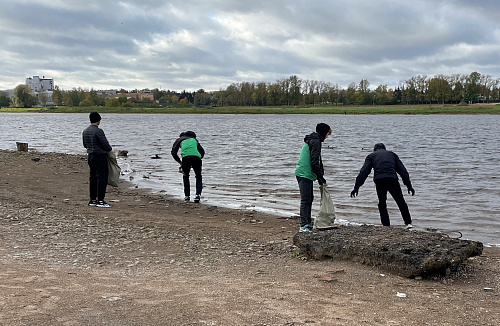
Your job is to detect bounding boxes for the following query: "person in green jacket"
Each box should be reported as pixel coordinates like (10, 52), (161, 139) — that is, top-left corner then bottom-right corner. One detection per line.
(171, 131), (205, 203)
(295, 123), (332, 232)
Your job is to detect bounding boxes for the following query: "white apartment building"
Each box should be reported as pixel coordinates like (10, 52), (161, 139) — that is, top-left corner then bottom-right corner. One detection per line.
(25, 75), (54, 105)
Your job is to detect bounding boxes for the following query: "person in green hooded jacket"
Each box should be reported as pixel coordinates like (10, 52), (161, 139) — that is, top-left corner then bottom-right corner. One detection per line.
(171, 131), (205, 203)
(295, 123), (332, 232)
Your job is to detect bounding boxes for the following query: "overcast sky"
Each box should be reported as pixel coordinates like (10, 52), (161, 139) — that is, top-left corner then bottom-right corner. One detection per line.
(1, 0), (499, 92)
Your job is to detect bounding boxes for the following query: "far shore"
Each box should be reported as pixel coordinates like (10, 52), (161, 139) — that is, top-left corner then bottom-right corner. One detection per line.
(2, 103), (500, 114)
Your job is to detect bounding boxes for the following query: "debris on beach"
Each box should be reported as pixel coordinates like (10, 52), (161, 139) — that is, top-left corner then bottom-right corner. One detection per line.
(293, 224), (483, 278)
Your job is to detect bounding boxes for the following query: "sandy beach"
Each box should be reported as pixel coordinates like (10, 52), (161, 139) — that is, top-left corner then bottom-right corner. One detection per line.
(0, 149), (499, 325)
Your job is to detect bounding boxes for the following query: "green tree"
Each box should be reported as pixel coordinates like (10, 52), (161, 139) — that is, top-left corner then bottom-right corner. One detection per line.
(266, 84), (280, 106)
(85, 94), (95, 106)
(194, 89), (206, 106)
(14, 85), (38, 108)
(105, 98), (120, 107)
(466, 71), (481, 103)
(288, 75), (302, 106)
(253, 82), (268, 106)
(118, 96), (128, 105)
(374, 84), (390, 105)
(240, 82), (255, 106)
(355, 79), (371, 105)
(79, 99), (93, 107)
(52, 86), (63, 106)
(450, 74), (466, 103)
(344, 83), (356, 105)
(0, 94), (11, 107)
(62, 93), (74, 106)
(38, 90), (48, 106)
(427, 75), (451, 104)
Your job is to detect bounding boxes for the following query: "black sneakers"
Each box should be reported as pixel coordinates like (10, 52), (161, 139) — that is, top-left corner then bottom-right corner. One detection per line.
(88, 199), (97, 206)
(96, 200), (111, 208)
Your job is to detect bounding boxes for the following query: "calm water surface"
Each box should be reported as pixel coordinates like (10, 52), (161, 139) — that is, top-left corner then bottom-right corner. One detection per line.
(1, 113), (498, 245)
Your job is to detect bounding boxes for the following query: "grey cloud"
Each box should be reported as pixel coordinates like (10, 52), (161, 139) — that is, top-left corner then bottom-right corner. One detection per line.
(1, 0), (499, 91)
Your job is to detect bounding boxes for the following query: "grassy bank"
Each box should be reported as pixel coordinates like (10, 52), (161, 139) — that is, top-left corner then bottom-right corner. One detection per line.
(2, 104), (500, 114)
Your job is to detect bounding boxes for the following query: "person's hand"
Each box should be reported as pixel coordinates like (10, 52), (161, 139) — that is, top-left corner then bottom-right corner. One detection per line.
(407, 186), (415, 196)
(318, 177), (326, 185)
(350, 188), (358, 198)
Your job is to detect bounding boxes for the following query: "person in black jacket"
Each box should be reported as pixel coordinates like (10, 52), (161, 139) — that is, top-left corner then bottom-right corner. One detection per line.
(171, 131), (205, 203)
(82, 112), (112, 208)
(350, 143), (415, 228)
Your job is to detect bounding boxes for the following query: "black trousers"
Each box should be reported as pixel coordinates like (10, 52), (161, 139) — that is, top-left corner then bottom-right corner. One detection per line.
(296, 176), (314, 227)
(375, 178), (412, 226)
(181, 156), (202, 197)
(88, 153), (108, 201)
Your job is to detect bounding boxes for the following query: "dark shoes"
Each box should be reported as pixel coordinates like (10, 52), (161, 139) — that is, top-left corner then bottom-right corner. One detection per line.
(89, 200), (111, 207)
(97, 201), (111, 208)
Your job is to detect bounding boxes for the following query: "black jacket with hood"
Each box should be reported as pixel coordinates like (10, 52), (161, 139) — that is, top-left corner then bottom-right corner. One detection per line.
(171, 131), (205, 164)
(354, 143), (412, 189)
(305, 132), (325, 180)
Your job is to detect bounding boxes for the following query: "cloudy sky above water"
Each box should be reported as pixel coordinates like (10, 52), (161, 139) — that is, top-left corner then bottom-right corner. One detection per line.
(1, 0), (499, 92)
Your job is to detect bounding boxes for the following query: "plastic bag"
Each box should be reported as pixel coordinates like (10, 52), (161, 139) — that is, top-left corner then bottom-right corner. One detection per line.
(107, 151), (121, 187)
(313, 184), (336, 229)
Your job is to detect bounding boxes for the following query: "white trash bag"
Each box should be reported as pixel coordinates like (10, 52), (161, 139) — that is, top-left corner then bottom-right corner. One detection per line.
(313, 184), (336, 229)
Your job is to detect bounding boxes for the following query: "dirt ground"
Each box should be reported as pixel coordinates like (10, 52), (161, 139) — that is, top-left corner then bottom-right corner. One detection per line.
(0, 150), (499, 326)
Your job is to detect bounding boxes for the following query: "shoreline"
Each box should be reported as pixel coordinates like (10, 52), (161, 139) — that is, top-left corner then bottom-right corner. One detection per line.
(2, 103), (500, 114)
(1, 149), (499, 325)
(6, 148), (500, 247)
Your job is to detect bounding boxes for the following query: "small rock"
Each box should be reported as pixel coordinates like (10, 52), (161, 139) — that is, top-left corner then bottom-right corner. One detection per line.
(102, 296), (121, 301)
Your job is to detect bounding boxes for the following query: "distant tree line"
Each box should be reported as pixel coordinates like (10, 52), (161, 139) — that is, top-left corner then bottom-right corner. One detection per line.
(211, 71), (500, 106)
(3, 71), (499, 108)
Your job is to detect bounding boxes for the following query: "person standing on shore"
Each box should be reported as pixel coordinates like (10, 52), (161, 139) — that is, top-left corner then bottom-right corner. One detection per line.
(171, 131), (205, 203)
(82, 112), (113, 208)
(350, 143), (415, 228)
(294, 123), (332, 232)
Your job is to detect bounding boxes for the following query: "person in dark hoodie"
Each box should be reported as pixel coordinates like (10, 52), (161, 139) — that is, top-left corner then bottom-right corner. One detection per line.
(82, 112), (113, 208)
(294, 123), (332, 232)
(350, 143), (415, 228)
(171, 131), (205, 203)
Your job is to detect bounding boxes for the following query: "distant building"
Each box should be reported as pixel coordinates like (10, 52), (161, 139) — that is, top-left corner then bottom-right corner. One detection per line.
(115, 89), (154, 101)
(96, 89), (118, 97)
(25, 75), (54, 106)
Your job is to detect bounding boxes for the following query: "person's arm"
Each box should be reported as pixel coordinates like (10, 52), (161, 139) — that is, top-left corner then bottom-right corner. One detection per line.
(82, 131), (87, 149)
(197, 142), (205, 159)
(354, 157), (373, 189)
(394, 153), (414, 195)
(171, 138), (182, 163)
(351, 157), (372, 197)
(394, 153), (411, 187)
(96, 129), (112, 152)
(309, 140), (323, 179)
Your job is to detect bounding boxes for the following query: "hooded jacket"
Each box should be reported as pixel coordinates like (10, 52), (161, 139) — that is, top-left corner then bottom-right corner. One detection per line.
(354, 143), (412, 189)
(295, 132), (325, 181)
(171, 131), (205, 163)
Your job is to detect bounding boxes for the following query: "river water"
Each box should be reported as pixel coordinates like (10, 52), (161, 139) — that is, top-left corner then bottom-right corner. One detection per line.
(1, 112), (499, 245)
